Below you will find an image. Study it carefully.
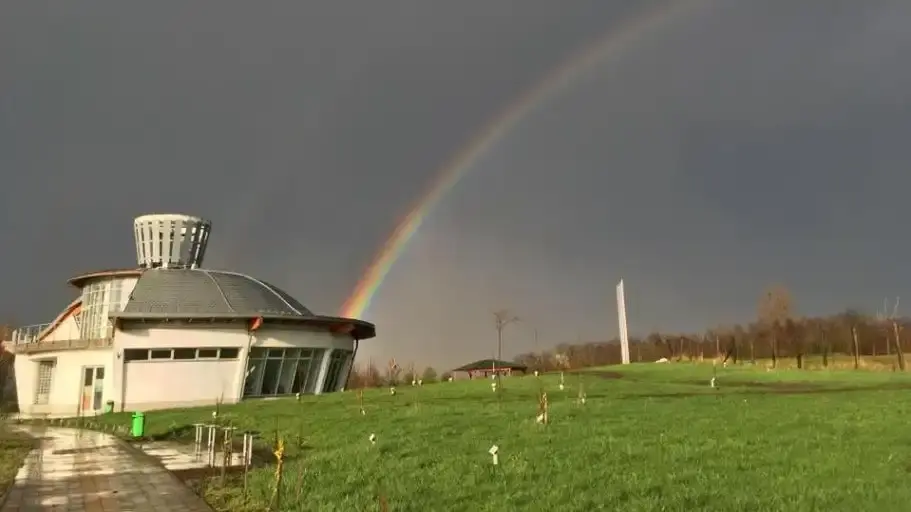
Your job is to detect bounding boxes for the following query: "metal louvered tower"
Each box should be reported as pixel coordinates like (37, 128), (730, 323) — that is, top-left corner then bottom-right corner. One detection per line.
(133, 214), (211, 269)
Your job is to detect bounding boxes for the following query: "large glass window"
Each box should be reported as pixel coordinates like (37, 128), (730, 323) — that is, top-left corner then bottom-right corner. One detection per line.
(243, 347), (326, 398)
(291, 349), (323, 394)
(322, 350), (352, 393)
(78, 279), (127, 340)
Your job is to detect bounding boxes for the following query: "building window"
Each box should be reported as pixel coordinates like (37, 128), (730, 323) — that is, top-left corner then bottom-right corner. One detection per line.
(124, 348), (239, 362)
(34, 359), (56, 405)
(322, 350), (352, 393)
(150, 349), (172, 360)
(219, 348), (239, 359)
(243, 347), (325, 398)
(124, 349), (149, 361)
(173, 348), (196, 360)
(78, 279), (127, 340)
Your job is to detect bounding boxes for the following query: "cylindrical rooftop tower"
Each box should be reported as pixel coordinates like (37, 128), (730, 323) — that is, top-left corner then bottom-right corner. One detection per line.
(133, 214), (211, 269)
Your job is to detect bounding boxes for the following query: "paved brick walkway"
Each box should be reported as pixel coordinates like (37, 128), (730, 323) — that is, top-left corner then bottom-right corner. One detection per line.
(2, 426), (212, 512)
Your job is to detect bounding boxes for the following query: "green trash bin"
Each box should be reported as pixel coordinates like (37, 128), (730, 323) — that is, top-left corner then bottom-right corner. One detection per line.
(104, 401), (114, 414)
(131, 412), (145, 438)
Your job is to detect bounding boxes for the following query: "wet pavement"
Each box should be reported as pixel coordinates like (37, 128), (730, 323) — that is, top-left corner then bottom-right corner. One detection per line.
(2, 426), (212, 512)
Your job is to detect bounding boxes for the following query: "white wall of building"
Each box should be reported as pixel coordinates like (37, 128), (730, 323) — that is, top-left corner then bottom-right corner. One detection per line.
(13, 321), (358, 416)
(112, 322), (356, 411)
(115, 324), (250, 350)
(41, 311), (81, 342)
(114, 324), (249, 411)
(122, 359), (239, 411)
(14, 349), (115, 418)
(252, 326), (354, 351)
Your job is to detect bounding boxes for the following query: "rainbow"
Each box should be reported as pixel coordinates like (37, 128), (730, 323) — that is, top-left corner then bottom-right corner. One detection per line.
(340, 0), (706, 319)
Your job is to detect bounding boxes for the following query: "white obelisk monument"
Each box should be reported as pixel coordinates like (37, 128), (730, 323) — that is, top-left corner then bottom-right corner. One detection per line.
(616, 279), (630, 364)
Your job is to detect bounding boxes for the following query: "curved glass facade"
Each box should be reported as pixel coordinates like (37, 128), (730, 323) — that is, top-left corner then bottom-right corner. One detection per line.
(78, 278), (133, 340)
(243, 348), (326, 397)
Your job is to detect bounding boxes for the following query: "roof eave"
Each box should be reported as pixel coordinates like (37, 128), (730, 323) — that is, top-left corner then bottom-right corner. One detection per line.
(68, 268), (144, 289)
(111, 313), (376, 340)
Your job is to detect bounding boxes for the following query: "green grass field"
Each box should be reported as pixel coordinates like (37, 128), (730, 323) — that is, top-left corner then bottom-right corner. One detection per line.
(0, 428), (34, 496)
(89, 363), (911, 511)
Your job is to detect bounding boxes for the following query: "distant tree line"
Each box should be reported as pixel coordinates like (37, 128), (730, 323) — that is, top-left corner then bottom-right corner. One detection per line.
(347, 360), (450, 389)
(515, 285), (909, 372)
(348, 284), (911, 389)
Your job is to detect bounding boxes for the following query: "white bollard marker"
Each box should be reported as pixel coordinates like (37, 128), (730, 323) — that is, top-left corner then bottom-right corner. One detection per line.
(390, 387), (396, 395)
(710, 377), (716, 388)
(369, 433), (376, 445)
(534, 370), (539, 377)
(489, 445), (499, 465)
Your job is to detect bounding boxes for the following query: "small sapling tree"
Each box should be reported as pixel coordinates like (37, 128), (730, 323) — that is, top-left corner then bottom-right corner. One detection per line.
(268, 435), (286, 512)
(576, 377), (587, 405)
(356, 389), (366, 415)
(536, 391), (549, 425)
(404, 363), (416, 386)
(387, 359), (399, 395)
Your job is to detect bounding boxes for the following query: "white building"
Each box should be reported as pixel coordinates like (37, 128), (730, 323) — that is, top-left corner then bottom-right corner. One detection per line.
(8, 214), (375, 418)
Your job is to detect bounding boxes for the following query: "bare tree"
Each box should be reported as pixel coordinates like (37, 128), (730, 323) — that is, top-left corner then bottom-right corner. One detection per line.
(839, 310), (864, 370)
(757, 284), (793, 368)
(877, 298), (892, 356)
(747, 323), (760, 364)
(675, 335), (686, 362)
(878, 298), (905, 371)
(731, 325), (745, 364)
(704, 328), (720, 360)
(786, 318), (805, 369)
(492, 309), (519, 390)
(812, 318), (830, 368)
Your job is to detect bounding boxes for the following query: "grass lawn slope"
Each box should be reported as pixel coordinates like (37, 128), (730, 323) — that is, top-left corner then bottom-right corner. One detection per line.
(0, 427), (34, 498)
(92, 363), (911, 511)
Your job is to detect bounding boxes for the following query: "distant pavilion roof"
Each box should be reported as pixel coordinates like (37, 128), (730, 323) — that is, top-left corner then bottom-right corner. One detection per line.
(452, 359), (527, 372)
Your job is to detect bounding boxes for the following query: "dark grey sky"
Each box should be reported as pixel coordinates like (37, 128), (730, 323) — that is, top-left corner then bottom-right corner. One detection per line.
(3, 1), (911, 369)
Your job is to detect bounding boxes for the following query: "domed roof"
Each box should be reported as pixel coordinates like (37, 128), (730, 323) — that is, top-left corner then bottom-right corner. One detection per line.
(119, 268), (316, 317)
(110, 268), (376, 339)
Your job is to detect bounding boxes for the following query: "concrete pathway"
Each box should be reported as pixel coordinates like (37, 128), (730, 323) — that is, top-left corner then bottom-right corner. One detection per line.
(137, 439), (245, 474)
(2, 426), (212, 512)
